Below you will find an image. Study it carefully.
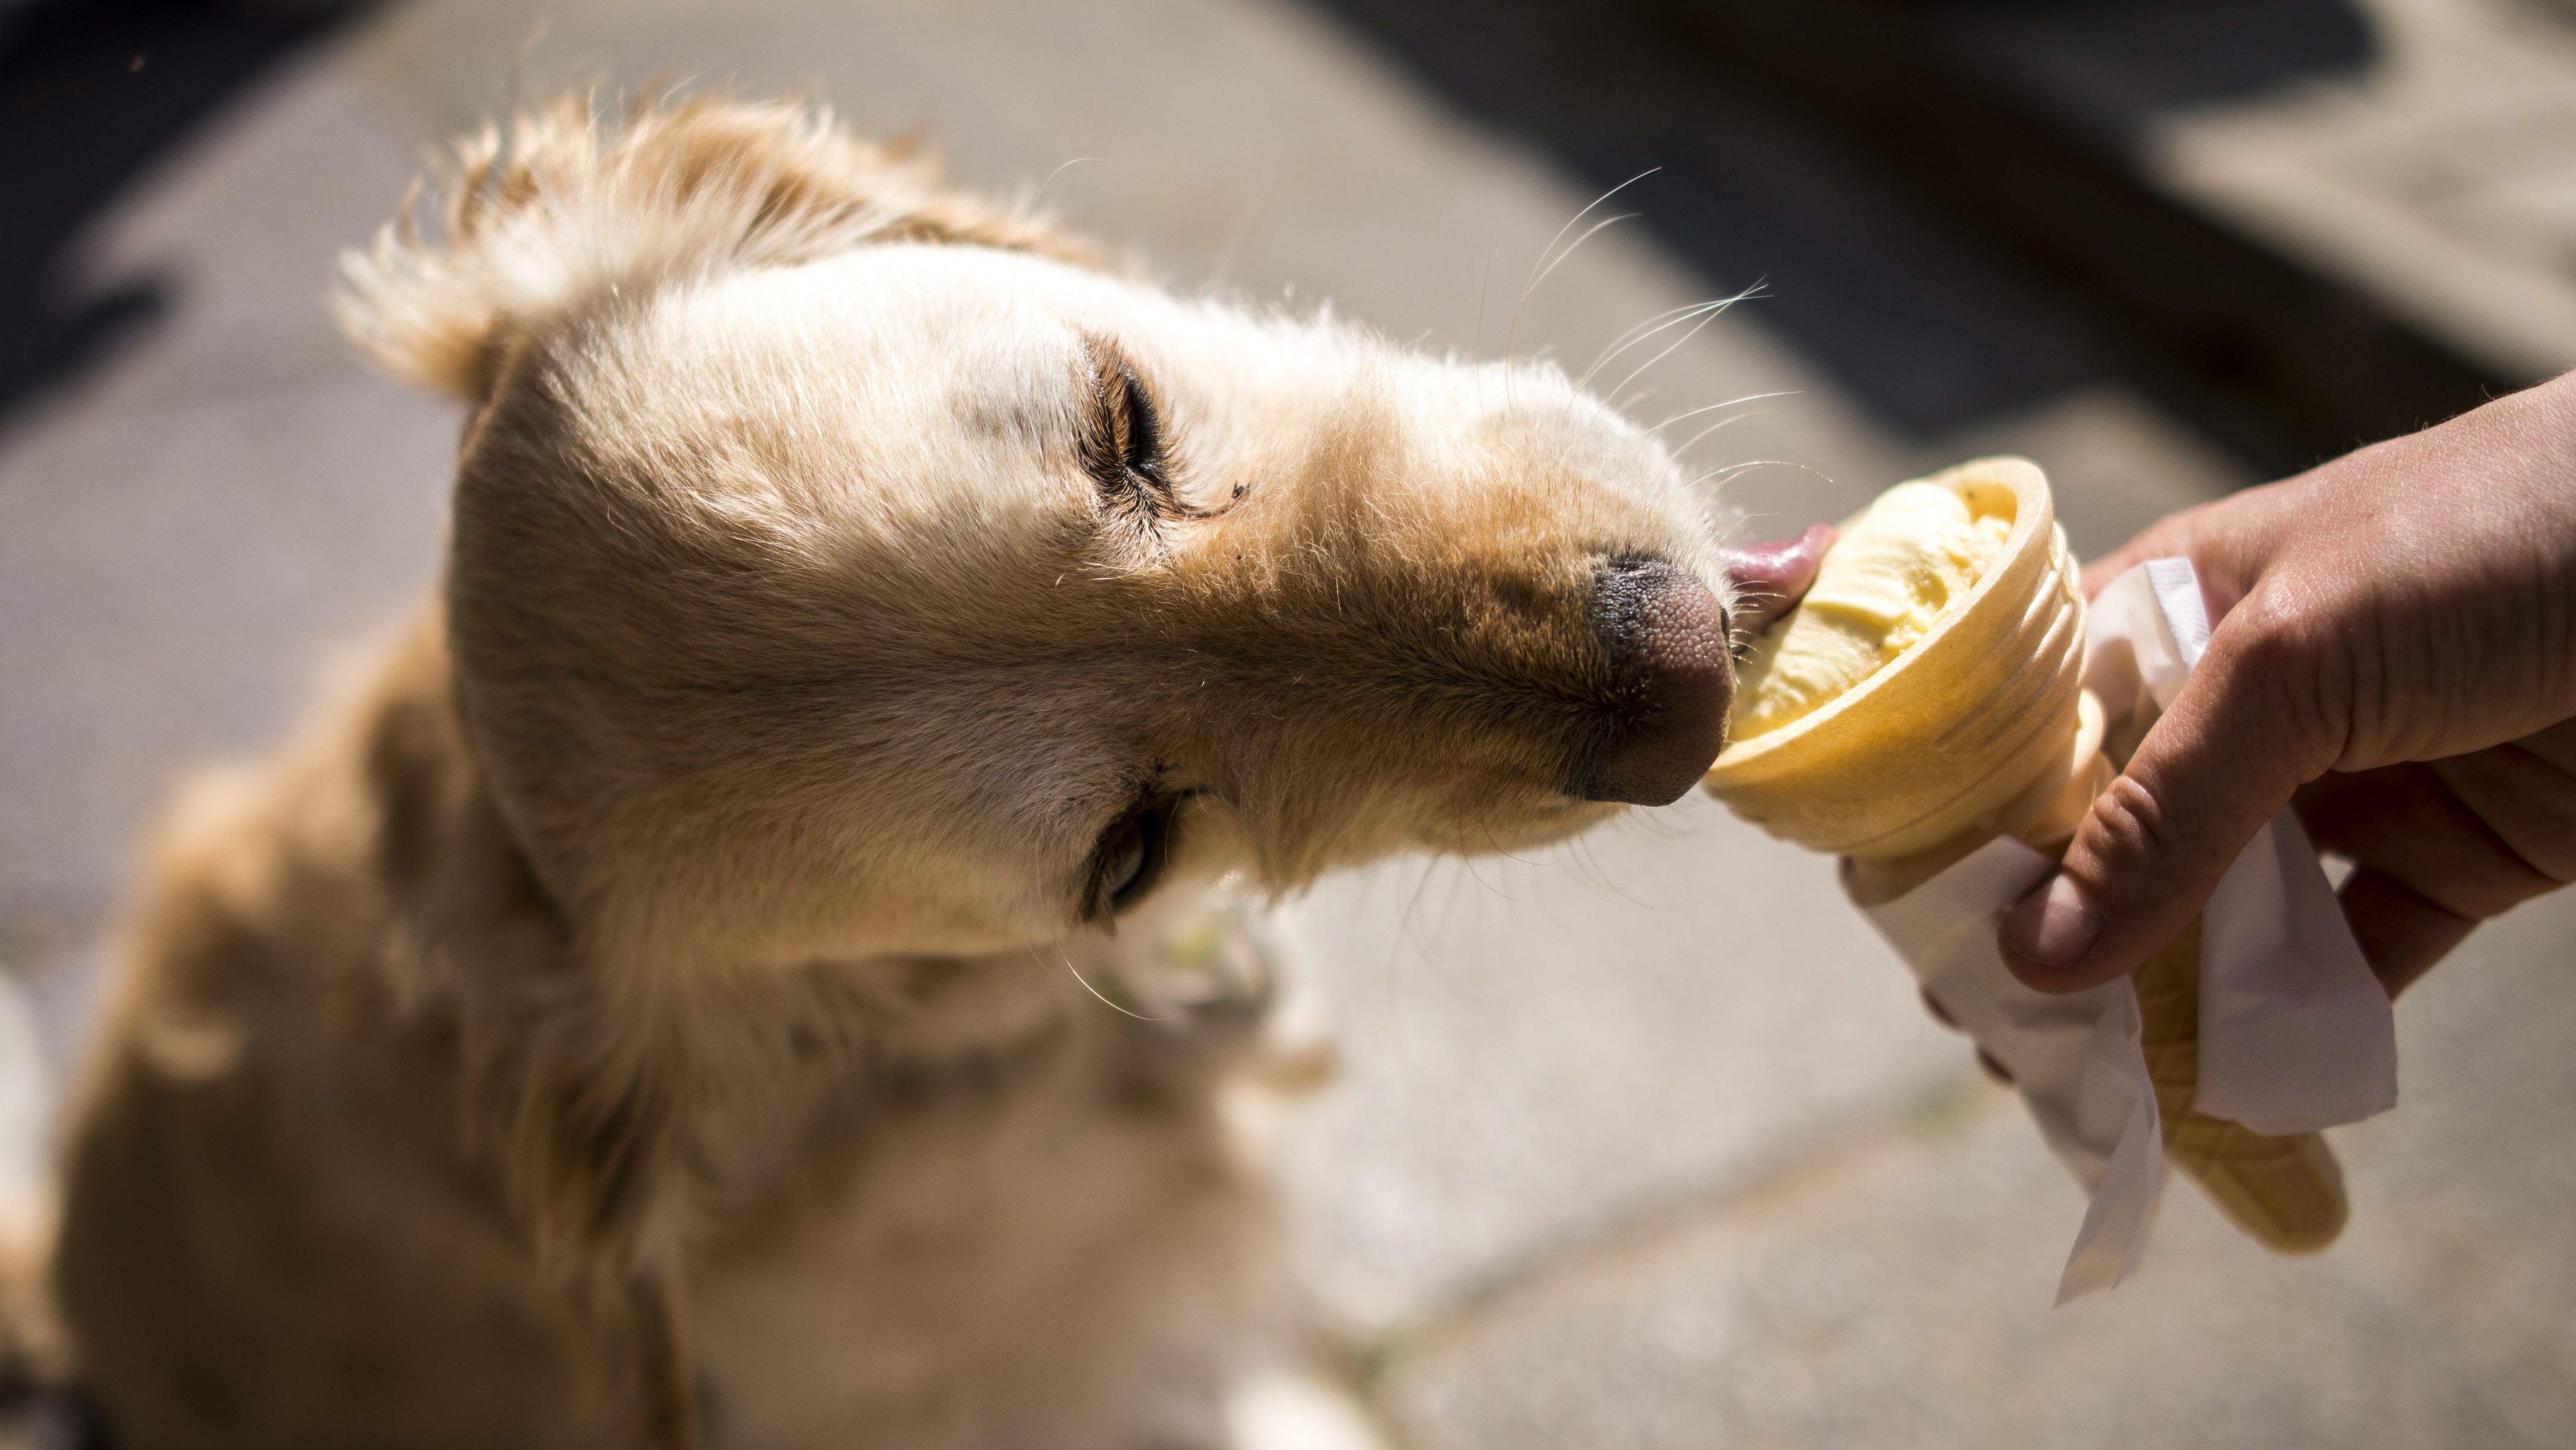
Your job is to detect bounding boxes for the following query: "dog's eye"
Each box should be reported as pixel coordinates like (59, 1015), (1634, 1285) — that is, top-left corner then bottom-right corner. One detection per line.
(1079, 339), (1244, 527)
(1113, 367), (1166, 484)
(1092, 798), (1174, 917)
(1085, 358), (1171, 499)
(1081, 342), (1207, 526)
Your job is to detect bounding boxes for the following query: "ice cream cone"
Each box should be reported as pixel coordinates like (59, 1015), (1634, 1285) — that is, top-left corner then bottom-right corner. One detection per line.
(1703, 458), (2089, 862)
(1704, 457), (2347, 1255)
(2135, 926), (2350, 1254)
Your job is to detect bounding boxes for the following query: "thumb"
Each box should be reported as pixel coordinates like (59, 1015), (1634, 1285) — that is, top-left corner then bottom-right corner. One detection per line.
(1998, 600), (2336, 990)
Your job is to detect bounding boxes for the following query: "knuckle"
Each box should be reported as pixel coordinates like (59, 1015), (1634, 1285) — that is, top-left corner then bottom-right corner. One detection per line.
(2086, 773), (2182, 870)
(2101, 773), (2169, 847)
(2075, 772), (2235, 910)
(2224, 583), (2332, 679)
(2219, 584), (2353, 761)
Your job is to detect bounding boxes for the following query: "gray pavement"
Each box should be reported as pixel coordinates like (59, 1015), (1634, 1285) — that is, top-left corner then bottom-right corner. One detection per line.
(2, 2), (2566, 1446)
(1379, 892), (2576, 1450)
(2158, 0), (2576, 380)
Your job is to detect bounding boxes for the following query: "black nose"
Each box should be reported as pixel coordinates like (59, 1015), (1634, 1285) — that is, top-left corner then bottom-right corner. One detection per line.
(1580, 559), (1735, 806)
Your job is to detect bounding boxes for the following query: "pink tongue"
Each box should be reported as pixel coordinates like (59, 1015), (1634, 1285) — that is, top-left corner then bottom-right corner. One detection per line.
(1719, 522), (1835, 637)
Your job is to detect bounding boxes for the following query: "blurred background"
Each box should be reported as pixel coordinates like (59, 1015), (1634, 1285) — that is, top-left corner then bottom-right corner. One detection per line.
(4, 0), (2574, 1443)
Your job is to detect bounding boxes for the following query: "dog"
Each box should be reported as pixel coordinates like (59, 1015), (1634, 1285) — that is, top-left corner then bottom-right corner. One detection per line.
(14, 92), (1814, 1448)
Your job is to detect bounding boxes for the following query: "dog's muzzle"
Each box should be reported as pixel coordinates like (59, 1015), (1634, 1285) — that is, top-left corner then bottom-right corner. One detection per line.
(1578, 558), (1735, 806)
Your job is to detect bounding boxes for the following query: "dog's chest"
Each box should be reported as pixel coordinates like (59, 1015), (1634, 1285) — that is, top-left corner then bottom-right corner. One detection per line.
(681, 899), (1290, 1449)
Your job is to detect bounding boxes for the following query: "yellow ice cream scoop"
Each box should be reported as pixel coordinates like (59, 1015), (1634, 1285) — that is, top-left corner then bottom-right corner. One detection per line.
(1733, 481), (2013, 740)
(1706, 458), (2347, 1256)
(1704, 459), (2086, 863)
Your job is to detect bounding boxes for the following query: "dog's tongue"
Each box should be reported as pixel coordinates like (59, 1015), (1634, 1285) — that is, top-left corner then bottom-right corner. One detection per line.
(1719, 523), (1835, 636)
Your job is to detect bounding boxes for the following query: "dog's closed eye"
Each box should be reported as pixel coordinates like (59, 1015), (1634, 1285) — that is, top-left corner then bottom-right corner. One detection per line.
(1080, 340), (1179, 520)
(1078, 339), (1238, 529)
(1108, 363), (1168, 491)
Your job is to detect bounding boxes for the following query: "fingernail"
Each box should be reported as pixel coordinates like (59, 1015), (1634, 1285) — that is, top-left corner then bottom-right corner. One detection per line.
(2005, 874), (2101, 968)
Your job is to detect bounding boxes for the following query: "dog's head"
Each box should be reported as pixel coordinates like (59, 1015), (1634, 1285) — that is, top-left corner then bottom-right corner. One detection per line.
(343, 95), (1749, 972)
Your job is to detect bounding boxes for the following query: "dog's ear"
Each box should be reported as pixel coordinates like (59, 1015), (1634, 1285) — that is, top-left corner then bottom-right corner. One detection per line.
(335, 90), (1087, 401)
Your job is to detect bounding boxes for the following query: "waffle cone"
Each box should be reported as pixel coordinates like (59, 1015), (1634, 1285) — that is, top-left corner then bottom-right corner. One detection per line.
(1703, 459), (2087, 859)
(1706, 457), (2347, 1254)
(2136, 925), (2348, 1253)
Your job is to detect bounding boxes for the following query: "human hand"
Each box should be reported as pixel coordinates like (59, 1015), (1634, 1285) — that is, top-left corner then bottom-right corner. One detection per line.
(2000, 374), (2576, 997)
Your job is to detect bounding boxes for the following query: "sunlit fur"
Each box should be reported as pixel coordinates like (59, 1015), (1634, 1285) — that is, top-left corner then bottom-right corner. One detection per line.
(39, 94), (1732, 1448)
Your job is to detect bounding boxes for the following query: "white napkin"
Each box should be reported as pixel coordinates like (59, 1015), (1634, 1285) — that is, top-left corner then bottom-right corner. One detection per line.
(1853, 558), (2397, 1301)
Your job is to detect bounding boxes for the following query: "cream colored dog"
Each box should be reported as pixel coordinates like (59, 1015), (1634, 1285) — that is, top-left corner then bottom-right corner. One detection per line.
(20, 93), (1793, 1449)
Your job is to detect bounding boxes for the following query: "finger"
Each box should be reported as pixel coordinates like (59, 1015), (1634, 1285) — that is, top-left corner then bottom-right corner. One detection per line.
(2001, 598), (2334, 991)
(1721, 523), (1835, 635)
(2337, 865), (2475, 997)
(1919, 987), (1959, 1031)
(2432, 742), (2576, 885)
(1975, 1048), (2017, 1087)
(2297, 763), (2563, 920)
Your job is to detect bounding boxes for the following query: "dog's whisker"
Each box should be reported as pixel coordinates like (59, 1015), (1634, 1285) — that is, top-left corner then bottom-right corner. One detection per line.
(1577, 297), (1730, 391)
(1580, 297), (1734, 388)
(1474, 818), (1545, 873)
(1647, 399), (1741, 437)
(1031, 946), (1173, 1023)
(1690, 459), (1780, 490)
(1694, 457), (1843, 503)
(1515, 171), (1660, 327)
(1032, 155), (1099, 210)
(1440, 853), (1483, 936)
(1568, 832), (1654, 911)
(1603, 288), (1759, 407)
(1558, 831), (1609, 895)
(1672, 407), (1775, 462)
(1508, 168), (1661, 380)
(1721, 463), (1844, 502)
(1391, 854), (1437, 961)
(1647, 390), (1799, 438)
(1520, 210), (1636, 315)
(1710, 506), (1786, 549)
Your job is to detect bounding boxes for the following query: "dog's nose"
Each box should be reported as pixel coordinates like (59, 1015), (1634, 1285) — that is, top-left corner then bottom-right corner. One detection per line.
(1581, 559), (1735, 806)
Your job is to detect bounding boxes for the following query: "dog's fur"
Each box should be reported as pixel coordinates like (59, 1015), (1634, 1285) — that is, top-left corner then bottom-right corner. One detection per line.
(29, 94), (1735, 1448)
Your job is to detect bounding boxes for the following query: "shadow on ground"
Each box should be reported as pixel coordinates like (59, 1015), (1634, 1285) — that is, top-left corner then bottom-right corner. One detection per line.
(0, 0), (375, 425)
(1314, 0), (2509, 474)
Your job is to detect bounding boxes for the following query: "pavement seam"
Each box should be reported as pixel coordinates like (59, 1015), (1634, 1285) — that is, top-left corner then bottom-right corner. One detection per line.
(1373, 1068), (2006, 1372)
